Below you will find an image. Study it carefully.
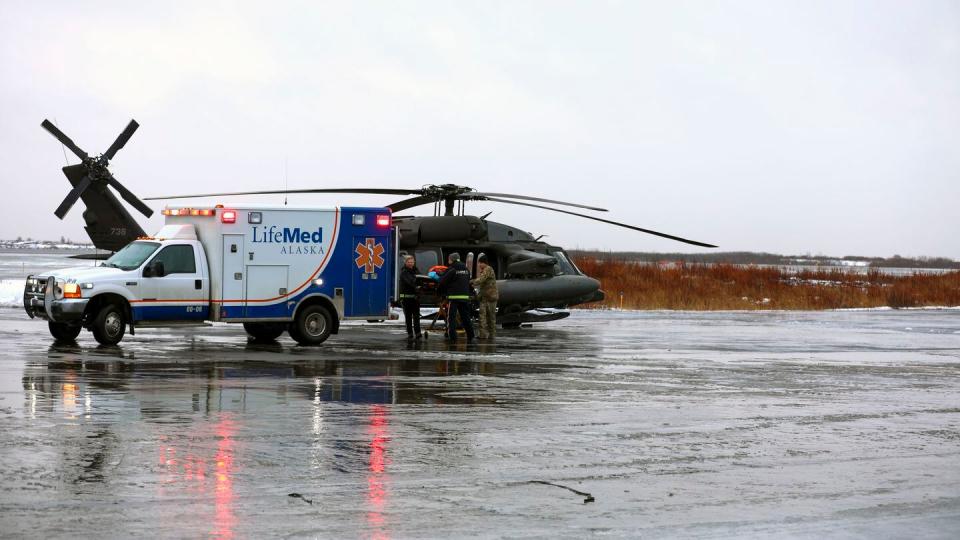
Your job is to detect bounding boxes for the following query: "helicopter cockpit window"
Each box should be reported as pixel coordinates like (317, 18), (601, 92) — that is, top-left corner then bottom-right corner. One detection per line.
(414, 249), (439, 271)
(553, 251), (579, 275)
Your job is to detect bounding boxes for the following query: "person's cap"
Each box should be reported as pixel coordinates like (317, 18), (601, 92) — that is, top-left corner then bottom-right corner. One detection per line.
(448, 253), (460, 262)
(477, 253), (487, 263)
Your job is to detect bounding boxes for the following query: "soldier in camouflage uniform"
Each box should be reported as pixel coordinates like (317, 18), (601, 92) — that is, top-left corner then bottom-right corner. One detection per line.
(470, 253), (498, 340)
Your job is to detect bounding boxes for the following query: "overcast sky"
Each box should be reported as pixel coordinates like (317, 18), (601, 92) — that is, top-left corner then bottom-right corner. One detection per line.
(1, 1), (957, 257)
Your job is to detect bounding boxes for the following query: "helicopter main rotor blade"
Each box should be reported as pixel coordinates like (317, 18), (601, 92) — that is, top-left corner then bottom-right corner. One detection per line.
(106, 175), (154, 217)
(387, 195), (437, 213)
(41, 119), (89, 161)
(54, 174), (93, 219)
(103, 119), (139, 161)
(472, 192), (608, 212)
(482, 196), (718, 248)
(144, 187), (421, 201)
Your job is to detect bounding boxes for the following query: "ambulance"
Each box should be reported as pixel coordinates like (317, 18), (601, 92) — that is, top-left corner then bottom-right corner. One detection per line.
(23, 205), (397, 345)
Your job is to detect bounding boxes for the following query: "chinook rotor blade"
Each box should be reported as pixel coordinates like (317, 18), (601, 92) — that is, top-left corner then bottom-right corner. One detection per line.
(472, 192), (608, 212)
(41, 119), (89, 161)
(144, 187), (421, 201)
(387, 195), (437, 213)
(103, 119), (139, 161)
(54, 174), (93, 219)
(106, 175), (154, 217)
(482, 196), (718, 248)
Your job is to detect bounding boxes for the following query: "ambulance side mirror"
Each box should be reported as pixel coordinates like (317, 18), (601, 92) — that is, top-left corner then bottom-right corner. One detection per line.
(144, 260), (165, 278)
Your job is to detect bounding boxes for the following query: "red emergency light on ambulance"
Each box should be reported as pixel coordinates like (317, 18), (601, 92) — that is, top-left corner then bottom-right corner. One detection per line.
(24, 204), (397, 345)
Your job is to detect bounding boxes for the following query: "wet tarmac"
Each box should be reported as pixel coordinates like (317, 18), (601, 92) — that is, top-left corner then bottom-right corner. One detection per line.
(1, 308), (959, 538)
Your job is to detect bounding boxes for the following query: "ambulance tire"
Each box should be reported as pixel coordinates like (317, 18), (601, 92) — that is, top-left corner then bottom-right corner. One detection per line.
(48, 321), (82, 342)
(290, 305), (332, 345)
(243, 322), (286, 341)
(92, 303), (126, 345)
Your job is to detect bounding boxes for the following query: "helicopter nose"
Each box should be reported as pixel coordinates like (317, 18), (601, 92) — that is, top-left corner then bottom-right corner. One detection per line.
(497, 274), (601, 305)
(563, 275), (604, 306)
(572, 276), (603, 302)
(572, 275), (601, 296)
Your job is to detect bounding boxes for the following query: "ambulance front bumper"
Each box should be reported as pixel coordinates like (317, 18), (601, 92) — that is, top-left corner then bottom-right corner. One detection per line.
(23, 276), (89, 322)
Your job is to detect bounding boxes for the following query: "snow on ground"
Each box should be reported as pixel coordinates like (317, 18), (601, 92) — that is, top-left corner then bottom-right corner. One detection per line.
(0, 279), (21, 308)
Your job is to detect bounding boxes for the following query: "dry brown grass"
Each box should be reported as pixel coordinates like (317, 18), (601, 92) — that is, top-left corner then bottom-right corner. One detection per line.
(572, 258), (960, 310)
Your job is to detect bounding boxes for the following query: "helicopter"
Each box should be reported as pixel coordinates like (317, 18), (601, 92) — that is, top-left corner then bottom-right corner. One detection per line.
(145, 184), (717, 327)
(39, 118), (717, 327)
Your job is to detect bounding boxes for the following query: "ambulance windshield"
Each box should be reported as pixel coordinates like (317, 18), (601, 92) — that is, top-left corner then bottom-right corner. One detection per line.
(103, 241), (161, 270)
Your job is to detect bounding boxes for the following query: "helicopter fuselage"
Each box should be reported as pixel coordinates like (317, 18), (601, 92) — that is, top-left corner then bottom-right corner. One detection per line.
(394, 215), (604, 318)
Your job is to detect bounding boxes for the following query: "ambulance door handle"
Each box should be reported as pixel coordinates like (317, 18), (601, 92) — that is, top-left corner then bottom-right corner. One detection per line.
(234, 273), (242, 280)
(249, 252), (254, 261)
(195, 279), (202, 290)
(230, 244), (237, 253)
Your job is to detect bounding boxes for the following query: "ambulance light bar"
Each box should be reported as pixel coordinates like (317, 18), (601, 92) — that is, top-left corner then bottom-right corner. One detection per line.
(376, 214), (391, 227)
(221, 210), (237, 224)
(161, 207), (216, 217)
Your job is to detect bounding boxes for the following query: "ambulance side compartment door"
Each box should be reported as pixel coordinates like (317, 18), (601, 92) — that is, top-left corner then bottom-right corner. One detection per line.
(221, 234), (245, 318)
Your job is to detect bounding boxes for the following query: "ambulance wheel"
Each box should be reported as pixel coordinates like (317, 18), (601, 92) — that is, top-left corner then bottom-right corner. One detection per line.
(92, 304), (126, 345)
(48, 321), (81, 342)
(243, 322), (285, 341)
(290, 305), (332, 345)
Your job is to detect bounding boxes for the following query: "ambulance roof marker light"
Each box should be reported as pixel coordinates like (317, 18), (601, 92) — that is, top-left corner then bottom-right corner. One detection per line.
(221, 209), (237, 224)
(376, 214), (391, 228)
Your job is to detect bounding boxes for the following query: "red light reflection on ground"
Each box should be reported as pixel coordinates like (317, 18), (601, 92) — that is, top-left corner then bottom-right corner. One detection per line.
(366, 405), (391, 540)
(155, 415), (237, 539)
(212, 416), (236, 539)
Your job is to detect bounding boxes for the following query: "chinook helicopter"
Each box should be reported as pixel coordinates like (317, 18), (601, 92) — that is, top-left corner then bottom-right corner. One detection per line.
(146, 184), (717, 326)
(39, 118), (717, 326)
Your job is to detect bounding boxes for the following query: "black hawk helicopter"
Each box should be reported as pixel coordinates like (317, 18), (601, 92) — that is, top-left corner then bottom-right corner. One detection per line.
(40, 118), (717, 326)
(39, 118), (153, 254)
(145, 185), (717, 326)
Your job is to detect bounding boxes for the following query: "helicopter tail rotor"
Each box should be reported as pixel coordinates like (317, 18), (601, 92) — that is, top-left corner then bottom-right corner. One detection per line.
(41, 119), (153, 220)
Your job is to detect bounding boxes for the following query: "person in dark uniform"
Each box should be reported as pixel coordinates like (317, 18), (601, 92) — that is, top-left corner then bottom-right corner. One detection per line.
(438, 252), (475, 343)
(398, 255), (422, 341)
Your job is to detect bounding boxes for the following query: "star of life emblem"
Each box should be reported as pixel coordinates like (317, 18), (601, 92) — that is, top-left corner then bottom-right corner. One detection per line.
(355, 238), (385, 274)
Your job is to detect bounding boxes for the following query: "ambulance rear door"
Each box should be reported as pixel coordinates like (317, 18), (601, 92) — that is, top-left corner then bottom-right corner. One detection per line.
(350, 232), (392, 318)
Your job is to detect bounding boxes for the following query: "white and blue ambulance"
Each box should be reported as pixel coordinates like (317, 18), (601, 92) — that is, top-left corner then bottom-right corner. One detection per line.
(24, 204), (397, 345)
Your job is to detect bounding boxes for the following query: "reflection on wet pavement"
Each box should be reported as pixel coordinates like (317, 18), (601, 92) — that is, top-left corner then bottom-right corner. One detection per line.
(1, 309), (960, 537)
